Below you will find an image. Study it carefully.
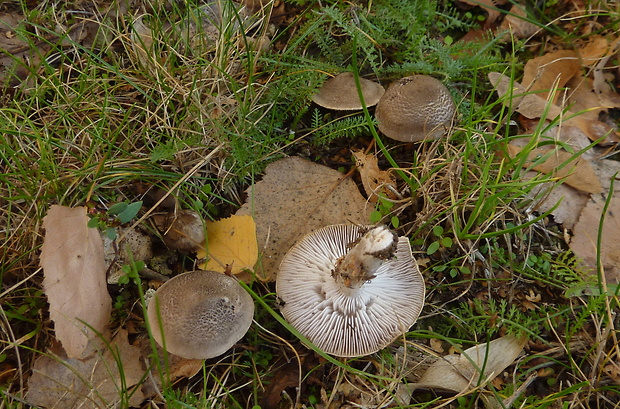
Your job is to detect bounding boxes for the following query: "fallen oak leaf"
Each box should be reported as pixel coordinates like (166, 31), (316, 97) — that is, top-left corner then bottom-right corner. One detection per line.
(40, 205), (112, 359)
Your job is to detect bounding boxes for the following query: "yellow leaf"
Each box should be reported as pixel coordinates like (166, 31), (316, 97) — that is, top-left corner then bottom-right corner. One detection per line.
(197, 214), (258, 275)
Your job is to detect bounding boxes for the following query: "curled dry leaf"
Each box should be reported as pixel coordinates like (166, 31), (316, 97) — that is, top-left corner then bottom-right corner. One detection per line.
(237, 156), (372, 281)
(40, 206), (112, 359)
(352, 149), (397, 202)
(196, 214), (258, 278)
(403, 335), (527, 395)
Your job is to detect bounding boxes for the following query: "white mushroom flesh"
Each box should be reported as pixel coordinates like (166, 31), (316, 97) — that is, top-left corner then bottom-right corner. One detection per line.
(277, 225), (425, 357)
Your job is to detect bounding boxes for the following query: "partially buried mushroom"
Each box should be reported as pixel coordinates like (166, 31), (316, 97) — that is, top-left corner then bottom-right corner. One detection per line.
(375, 75), (456, 142)
(147, 270), (254, 359)
(276, 224), (425, 357)
(312, 72), (385, 110)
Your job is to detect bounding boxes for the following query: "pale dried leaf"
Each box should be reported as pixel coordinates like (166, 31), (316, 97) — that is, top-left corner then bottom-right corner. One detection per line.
(40, 206), (112, 359)
(130, 15), (154, 68)
(524, 171), (589, 231)
(352, 150), (396, 202)
(521, 50), (580, 103)
(506, 144), (602, 194)
(26, 329), (146, 409)
(237, 157), (372, 281)
(196, 214), (258, 276)
(407, 336), (527, 394)
(570, 193), (620, 284)
(570, 159), (620, 283)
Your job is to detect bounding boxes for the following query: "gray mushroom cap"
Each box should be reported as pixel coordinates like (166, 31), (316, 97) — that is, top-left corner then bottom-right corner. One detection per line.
(375, 75), (456, 142)
(276, 225), (425, 357)
(311, 72), (385, 110)
(147, 270), (254, 359)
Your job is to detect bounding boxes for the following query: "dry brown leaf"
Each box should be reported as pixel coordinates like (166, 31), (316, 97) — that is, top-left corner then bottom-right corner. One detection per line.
(577, 35), (612, 67)
(352, 149), (396, 202)
(26, 329), (145, 409)
(237, 156), (372, 281)
(405, 335), (527, 395)
(498, 4), (540, 40)
(488, 72), (563, 119)
(196, 214), (258, 276)
(569, 159), (620, 284)
(506, 144), (602, 194)
(40, 206), (112, 359)
(489, 72), (619, 145)
(521, 50), (580, 104)
(570, 192), (620, 284)
(566, 75), (608, 120)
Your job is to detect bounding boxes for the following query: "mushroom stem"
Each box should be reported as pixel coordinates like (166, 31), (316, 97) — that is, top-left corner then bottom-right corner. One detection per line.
(332, 225), (398, 289)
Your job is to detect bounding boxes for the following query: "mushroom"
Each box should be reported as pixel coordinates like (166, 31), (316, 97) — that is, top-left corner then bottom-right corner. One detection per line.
(375, 75), (456, 142)
(311, 72), (385, 110)
(276, 224), (425, 357)
(147, 270), (254, 359)
(153, 209), (206, 254)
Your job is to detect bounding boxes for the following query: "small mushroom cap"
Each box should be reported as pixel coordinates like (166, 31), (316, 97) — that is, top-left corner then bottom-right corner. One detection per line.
(154, 209), (206, 254)
(147, 270), (254, 359)
(311, 72), (385, 110)
(375, 75), (456, 142)
(276, 225), (425, 357)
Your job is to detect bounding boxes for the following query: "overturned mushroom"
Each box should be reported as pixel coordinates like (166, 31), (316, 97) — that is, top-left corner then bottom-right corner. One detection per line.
(375, 75), (456, 142)
(276, 224), (425, 357)
(147, 270), (254, 359)
(312, 72), (385, 110)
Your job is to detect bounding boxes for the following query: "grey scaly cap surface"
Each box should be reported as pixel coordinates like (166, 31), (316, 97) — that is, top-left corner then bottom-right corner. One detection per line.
(276, 225), (425, 357)
(375, 75), (456, 142)
(147, 270), (254, 359)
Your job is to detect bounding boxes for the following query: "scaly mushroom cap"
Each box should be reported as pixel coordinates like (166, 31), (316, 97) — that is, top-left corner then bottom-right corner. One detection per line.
(375, 75), (456, 142)
(147, 270), (254, 359)
(311, 72), (385, 110)
(276, 225), (425, 357)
